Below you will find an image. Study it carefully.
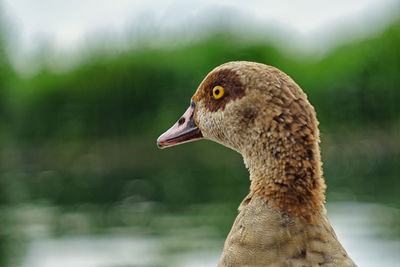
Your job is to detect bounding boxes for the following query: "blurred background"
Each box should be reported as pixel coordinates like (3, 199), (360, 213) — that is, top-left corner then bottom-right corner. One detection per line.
(0, 0), (399, 266)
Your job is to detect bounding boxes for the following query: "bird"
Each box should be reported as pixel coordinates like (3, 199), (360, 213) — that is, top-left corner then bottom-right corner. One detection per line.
(157, 61), (356, 266)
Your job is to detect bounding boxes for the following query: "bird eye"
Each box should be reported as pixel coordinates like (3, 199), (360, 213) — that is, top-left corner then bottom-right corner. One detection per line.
(212, 86), (225, 100)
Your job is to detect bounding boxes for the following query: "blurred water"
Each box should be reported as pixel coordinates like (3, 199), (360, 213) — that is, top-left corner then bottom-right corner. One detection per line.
(10, 202), (400, 267)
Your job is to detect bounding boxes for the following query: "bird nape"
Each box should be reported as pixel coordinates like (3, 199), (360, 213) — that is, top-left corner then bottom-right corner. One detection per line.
(157, 61), (356, 266)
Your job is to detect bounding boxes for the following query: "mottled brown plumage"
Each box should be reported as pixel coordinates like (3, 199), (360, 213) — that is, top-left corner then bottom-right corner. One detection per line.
(158, 61), (356, 266)
(194, 62), (325, 221)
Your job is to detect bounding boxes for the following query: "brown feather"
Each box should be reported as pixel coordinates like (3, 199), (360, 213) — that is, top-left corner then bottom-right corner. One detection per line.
(190, 61), (356, 266)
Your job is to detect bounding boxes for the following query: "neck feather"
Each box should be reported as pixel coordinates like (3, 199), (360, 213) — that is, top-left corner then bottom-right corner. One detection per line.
(242, 115), (326, 222)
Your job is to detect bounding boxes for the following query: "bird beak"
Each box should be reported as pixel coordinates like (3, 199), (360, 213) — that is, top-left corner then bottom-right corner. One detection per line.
(157, 100), (203, 149)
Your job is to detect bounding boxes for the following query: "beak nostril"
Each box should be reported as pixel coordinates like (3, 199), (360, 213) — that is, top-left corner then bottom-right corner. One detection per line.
(178, 117), (185, 126)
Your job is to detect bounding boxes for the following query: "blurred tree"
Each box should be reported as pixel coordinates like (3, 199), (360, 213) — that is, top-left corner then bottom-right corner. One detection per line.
(8, 21), (400, 144)
(0, 19), (7, 131)
(1, 18), (399, 211)
(0, 9), (12, 267)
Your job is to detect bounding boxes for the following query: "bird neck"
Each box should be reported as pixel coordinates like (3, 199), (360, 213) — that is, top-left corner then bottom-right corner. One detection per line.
(241, 129), (326, 222)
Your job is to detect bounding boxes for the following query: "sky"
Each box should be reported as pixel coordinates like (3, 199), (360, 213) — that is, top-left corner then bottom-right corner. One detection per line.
(1, 0), (399, 75)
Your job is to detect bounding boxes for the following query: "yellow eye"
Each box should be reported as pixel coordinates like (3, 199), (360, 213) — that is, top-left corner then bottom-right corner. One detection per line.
(212, 86), (225, 99)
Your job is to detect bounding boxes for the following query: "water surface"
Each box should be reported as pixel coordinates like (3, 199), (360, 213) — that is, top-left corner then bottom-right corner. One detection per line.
(13, 202), (400, 267)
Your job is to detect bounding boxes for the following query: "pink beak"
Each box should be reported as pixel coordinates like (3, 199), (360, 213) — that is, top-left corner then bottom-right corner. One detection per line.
(157, 101), (203, 149)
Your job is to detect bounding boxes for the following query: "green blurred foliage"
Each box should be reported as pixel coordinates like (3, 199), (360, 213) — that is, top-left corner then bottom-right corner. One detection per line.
(0, 20), (399, 214)
(4, 22), (400, 144)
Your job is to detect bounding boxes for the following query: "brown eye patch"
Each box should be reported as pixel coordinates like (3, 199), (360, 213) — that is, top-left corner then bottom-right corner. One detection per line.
(193, 68), (246, 112)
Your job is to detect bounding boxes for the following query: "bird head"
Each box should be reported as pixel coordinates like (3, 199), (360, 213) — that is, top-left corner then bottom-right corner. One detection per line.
(157, 61), (317, 155)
